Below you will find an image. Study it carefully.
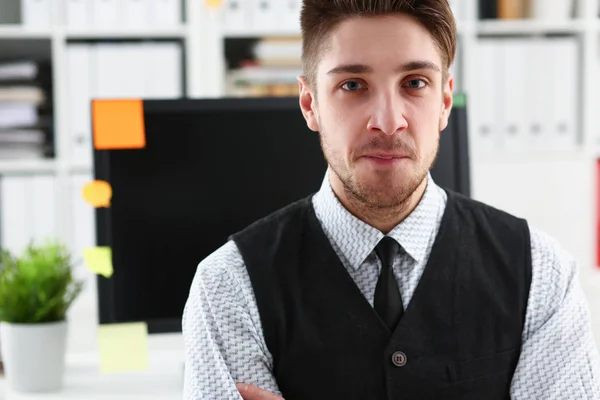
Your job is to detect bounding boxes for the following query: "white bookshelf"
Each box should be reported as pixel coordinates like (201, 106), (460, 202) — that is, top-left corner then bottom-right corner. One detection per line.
(64, 27), (189, 40)
(223, 29), (300, 38)
(476, 18), (588, 34)
(0, 0), (598, 251)
(0, 25), (52, 38)
(0, 159), (57, 174)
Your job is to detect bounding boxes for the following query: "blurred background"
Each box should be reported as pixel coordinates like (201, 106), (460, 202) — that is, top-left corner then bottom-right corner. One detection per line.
(0, 0), (599, 398)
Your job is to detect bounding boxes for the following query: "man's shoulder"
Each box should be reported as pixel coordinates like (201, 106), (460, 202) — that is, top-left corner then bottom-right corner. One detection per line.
(231, 194), (315, 240)
(527, 223), (577, 277)
(446, 188), (577, 274)
(445, 189), (529, 232)
(195, 195), (315, 276)
(448, 189), (519, 217)
(194, 239), (245, 280)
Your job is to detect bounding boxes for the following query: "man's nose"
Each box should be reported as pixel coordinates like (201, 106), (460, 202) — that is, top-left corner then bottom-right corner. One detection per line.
(366, 92), (408, 135)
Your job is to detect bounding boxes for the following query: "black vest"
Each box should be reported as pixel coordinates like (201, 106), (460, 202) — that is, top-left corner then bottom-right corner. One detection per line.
(230, 189), (532, 400)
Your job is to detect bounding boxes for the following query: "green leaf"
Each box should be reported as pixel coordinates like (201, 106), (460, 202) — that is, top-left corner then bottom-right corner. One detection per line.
(0, 238), (84, 323)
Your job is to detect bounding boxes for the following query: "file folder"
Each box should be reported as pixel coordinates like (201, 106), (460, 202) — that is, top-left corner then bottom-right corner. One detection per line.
(65, 0), (91, 27)
(21, 0), (52, 27)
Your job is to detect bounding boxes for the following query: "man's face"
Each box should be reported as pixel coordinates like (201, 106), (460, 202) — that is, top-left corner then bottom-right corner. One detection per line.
(299, 13), (453, 209)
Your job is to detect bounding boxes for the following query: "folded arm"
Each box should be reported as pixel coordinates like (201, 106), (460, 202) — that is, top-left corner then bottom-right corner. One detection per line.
(510, 226), (600, 399)
(182, 240), (282, 399)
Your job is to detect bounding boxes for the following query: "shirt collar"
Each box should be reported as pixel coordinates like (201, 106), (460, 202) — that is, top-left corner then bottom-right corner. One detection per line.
(312, 169), (446, 270)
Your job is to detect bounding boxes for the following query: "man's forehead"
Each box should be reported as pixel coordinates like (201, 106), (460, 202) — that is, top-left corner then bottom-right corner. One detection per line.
(317, 16), (442, 71)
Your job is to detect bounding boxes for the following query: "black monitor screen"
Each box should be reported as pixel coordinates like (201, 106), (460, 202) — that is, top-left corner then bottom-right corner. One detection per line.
(94, 96), (469, 333)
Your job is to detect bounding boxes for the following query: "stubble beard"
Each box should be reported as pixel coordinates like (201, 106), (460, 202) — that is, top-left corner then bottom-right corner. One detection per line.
(320, 129), (439, 219)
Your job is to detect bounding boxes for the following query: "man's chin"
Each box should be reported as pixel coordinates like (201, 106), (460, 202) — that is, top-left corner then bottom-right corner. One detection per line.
(347, 171), (427, 208)
(345, 183), (414, 209)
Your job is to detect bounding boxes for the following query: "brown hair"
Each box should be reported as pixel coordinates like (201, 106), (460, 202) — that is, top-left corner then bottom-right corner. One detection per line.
(300, 0), (457, 87)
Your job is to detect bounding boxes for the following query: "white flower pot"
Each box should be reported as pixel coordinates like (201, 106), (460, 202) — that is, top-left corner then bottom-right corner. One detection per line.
(530, 0), (574, 20)
(0, 320), (67, 393)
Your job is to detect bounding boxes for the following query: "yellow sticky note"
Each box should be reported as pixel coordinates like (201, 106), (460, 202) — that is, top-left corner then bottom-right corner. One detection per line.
(82, 180), (112, 208)
(83, 247), (113, 278)
(97, 323), (149, 374)
(205, 0), (222, 8)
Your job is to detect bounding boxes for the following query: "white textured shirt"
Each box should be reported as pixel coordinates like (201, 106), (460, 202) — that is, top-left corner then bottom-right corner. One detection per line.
(182, 172), (600, 399)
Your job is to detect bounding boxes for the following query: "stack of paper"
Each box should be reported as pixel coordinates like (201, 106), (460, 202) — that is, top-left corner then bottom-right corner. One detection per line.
(0, 60), (53, 160)
(226, 37), (302, 97)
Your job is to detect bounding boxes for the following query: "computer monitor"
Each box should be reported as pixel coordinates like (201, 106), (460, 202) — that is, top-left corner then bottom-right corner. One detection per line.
(93, 94), (470, 333)
(433, 92), (470, 197)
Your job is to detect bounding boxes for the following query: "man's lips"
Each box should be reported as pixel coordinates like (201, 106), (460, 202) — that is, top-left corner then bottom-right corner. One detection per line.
(359, 153), (411, 167)
(362, 153), (409, 159)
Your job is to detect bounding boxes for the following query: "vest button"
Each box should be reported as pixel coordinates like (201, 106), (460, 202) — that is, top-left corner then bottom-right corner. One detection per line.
(391, 351), (407, 367)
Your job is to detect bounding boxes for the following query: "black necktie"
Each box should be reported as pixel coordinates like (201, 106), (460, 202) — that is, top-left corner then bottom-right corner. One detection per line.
(373, 237), (404, 331)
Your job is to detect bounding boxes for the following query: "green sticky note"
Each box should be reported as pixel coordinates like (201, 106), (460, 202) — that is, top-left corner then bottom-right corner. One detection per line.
(97, 322), (149, 374)
(453, 92), (467, 108)
(83, 247), (113, 278)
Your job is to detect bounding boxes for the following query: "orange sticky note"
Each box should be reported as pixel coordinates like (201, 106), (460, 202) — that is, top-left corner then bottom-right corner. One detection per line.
(82, 180), (112, 208)
(92, 99), (145, 150)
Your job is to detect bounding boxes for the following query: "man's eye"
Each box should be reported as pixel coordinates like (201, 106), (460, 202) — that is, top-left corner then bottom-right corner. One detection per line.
(406, 79), (426, 89)
(341, 81), (364, 91)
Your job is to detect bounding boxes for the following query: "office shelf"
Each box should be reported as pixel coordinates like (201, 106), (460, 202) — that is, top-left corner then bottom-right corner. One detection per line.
(223, 28), (301, 38)
(476, 19), (587, 36)
(65, 26), (189, 40)
(0, 159), (57, 175)
(0, 25), (52, 39)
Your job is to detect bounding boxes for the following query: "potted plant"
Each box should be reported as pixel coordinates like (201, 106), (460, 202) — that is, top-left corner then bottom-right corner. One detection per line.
(0, 239), (83, 393)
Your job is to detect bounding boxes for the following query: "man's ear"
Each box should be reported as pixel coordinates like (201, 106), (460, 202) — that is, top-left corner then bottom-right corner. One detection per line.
(298, 75), (320, 132)
(439, 72), (454, 132)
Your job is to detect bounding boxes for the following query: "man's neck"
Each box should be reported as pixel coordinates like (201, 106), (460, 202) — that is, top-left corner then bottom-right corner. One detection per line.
(330, 173), (428, 234)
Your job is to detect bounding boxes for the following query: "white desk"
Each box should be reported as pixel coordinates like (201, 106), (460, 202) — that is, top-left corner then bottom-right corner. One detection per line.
(0, 277), (186, 399)
(0, 338), (184, 400)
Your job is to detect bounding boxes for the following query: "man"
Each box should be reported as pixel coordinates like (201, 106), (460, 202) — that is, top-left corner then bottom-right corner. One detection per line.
(182, 0), (600, 398)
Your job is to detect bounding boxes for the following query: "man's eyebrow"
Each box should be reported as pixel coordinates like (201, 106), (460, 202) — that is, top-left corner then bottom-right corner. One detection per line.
(398, 60), (441, 73)
(326, 64), (373, 75)
(326, 60), (441, 75)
